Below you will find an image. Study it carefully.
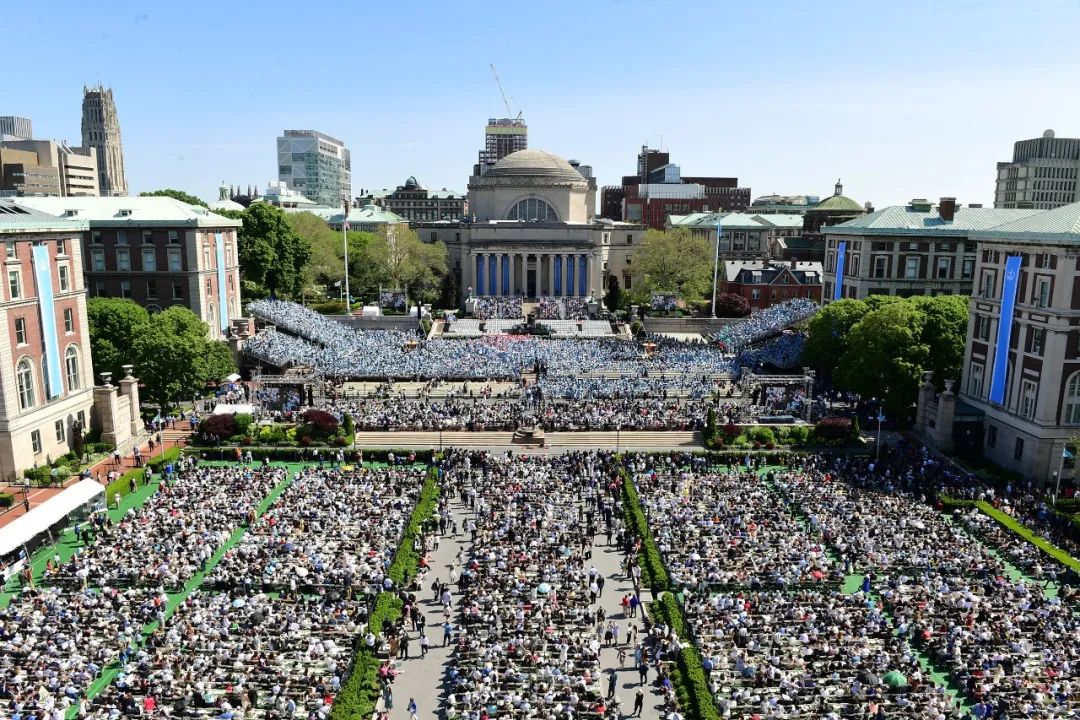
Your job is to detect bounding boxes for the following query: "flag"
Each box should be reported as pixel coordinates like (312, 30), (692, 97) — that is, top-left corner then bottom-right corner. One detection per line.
(342, 217), (350, 231)
(1064, 446), (1073, 459)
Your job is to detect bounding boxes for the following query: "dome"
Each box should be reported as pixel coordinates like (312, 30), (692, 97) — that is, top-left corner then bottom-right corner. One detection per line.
(404, 176), (420, 189)
(485, 149), (585, 182)
(811, 194), (863, 213)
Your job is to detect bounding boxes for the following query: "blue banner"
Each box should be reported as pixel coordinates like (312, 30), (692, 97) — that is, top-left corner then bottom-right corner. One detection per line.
(988, 255), (1023, 405)
(833, 241), (846, 301)
(579, 256), (587, 297)
(476, 256), (484, 296)
(32, 244), (63, 398)
(554, 256), (562, 295)
(502, 255), (510, 295)
(567, 256), (575, 297)
(215, 233), (228, 334)
(488, 255), (497, 295)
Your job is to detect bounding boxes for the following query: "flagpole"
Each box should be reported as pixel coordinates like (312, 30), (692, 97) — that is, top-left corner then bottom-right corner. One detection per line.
(342, 199), (351, 314)
(710, 219), (722, 318)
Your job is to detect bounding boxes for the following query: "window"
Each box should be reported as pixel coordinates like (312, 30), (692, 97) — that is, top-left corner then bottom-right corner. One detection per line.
(64, 308), (74, 333)
(90, 230), (102, 245)
(116, 229), (127, 245)
(65, 346), (80, 391)
(146, 280), (157, 298)
(987, 424), (997, 448)
(94, 280), (105, 296)
(1020, 380), (1037, 419)
(980, 270), (996, 298)
(120, 280), (131, 298)
(1014, 437), (1024, 460)
(968, 362), (984, 397)
(172, 282), (184, 299)
(961, 257), (974, 279)
(57, 238), (66, 255)
(14, 318), (28, 346)
(77, 410), (85, 430)
(626, 234), (633, 245)
(1031, 327), (1045, 356)
(168, 230), (180, 244)
(91, 249), (105, 271)
(16, 358), (34, 410)
(208, 303), (216, 325)
(116, 248), (130, 271)
(5, 240), (15, 259)
(8, 270), (20, 299)
(1036, 278), (1050, 308)
(142, 248), (156, 271)
(55, 419), (65, 442)
(904, 257), (919, 279)
(168, 247), (182, 272)
(751, 288), (761, 300)
(1065, 373), (1080, 424)
(871, 256), (887, 279)
(142, 230), (153, 244)
(507, 198), (557, 222)
(58, 265), (70, 292)
(1039, 253), (1051, 269)
(935, 257), (951, 279)
(31, 429), (41, 455)
(206, 278), (213, 295)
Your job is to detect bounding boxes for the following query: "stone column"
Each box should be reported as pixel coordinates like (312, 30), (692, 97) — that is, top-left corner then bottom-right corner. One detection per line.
(933, 379), (957, 453)
(93, 374), (121, 447)
(118, 365), (141, 440)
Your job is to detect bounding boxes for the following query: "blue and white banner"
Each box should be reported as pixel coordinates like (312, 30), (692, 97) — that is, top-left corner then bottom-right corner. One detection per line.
(501, 255), (510, 295)
(214, 233), (228, 334)
(488, 255), (497, 295)
(554, 256), (562, 296)
(567, 257), (575, 298)
(988, 255), (1023, 405)
(31, 244), (63, 398)
(476, 256), (484, 295)
(833, 241), (846, 301)
(578, 256), (587, 297)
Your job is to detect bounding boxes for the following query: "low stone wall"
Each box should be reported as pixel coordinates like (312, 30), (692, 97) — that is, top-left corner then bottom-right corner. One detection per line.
(642, 316), (736, 334)
(328, 314), (421, 332)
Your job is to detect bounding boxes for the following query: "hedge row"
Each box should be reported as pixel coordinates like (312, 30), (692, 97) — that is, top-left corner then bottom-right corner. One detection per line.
(621, 473), (671, 594)
(329, 469), (440, 720)
(187, 446), (434, 465)
(975, 500), (1080, 574)
(0, 492), (13, 508)
(104, 447), (182, 505)
(649, 591), (719, 720)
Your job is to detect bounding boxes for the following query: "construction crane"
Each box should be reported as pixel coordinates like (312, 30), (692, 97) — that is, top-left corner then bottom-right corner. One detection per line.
(490, 64), (523, 121)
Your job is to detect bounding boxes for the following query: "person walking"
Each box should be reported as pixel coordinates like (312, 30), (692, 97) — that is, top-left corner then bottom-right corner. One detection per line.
(607, 670), (617, 700)
(633, 689), (644, 717)
(407, 698), (418, 720)
(638, 660), (649, 686)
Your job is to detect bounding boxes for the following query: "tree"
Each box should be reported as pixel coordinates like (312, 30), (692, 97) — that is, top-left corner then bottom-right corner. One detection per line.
(357, 226), (448, 304)
(287, 211), (349, 294)
(604, 276), (623, 313)
(139, 189), (207, 207)
(714, 292), (750, 318)
(835, 301), (929, 424)
(803, 299), (869, 379)
(87, 298), (151, 383)
(130, 307), (237, 410)
(909, 295), (969, 389)
(237, 203), (311, 298)
(632, 227), (713, 307)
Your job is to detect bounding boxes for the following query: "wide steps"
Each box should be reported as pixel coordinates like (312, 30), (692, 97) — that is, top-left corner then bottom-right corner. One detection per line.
(351, 430), (702, 449)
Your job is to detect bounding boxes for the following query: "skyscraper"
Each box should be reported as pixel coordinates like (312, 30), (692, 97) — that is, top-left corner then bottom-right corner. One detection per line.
(276, 130), (351, 207)
(81, 85), (128, 196)
(473, 117), (528, 177)
(994, 129), (1080, 210)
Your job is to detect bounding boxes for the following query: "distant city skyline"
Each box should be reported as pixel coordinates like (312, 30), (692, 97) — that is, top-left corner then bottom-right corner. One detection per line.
(5, 0), (1079, 207)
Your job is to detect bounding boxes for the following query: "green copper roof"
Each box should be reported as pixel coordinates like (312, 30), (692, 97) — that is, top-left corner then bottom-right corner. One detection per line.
(0, 198), (90, 233)
(810, 194), (863, 213)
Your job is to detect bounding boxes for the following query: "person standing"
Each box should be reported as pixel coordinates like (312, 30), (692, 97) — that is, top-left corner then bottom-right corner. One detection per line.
(633, 689), (644, 717)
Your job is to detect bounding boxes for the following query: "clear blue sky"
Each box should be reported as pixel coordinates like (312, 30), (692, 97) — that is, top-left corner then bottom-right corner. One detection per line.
(7, 0), (1079, 208)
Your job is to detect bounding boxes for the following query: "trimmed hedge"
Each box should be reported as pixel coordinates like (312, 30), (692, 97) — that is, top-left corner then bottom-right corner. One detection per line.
(975, 500), (1080, 573)
(621, 473), (671, 593)
(187, 446), (434, 465)
(0, 492), (13, 507)
(104, 447), (182, 504)
(329, 469), (440, 720)
(650, 593), (720, 720)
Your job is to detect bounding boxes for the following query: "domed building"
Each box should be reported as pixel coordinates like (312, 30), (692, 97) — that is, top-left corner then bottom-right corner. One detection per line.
(803, 179), (865, 234)
(419, 149), (643, 304)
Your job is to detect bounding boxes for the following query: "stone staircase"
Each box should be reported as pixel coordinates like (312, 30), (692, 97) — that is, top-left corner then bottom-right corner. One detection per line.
(352, 430), (702, 450)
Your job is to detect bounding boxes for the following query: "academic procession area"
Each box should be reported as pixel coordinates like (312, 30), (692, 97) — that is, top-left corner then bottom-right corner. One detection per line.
(2, 147), (1080, 720)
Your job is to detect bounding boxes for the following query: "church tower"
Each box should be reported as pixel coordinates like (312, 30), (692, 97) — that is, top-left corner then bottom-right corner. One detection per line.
(81, 85), (128, 196)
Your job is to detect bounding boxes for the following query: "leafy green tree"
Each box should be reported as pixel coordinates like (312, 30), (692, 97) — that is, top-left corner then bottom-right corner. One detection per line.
(138, 189), (207, 207)
(130, 307), (237, 410)
(357, 226), (448, 304)
(87, 298), (150, 383)
(604, 276), (623, 313)
(287, 211), (350, 294)
(803, 299), (869, 379)
(237, 203), (311, 298)
(632, 227), (713, 307)
(835, 301), (929, 423)
(909, 295), (969, 389)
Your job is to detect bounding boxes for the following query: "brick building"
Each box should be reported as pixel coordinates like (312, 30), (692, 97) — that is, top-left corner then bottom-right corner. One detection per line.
(18, 197), (242, 338)
(0, 198), (96, 479)
(721, 260), (823, 310)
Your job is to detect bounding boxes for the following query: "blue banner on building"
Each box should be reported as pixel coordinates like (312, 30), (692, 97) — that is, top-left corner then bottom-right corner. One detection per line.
(32, 244), (63, 398)
(833, 241), (846, 301)
(567, 258), (575, 297)
(476, 256), (484, 295)
(502, 255), (510, 295)
(578, 256), (587, 297)
(988, 255), (1023, 405)
(488, 255), (497, 295)
(554, 256), (562, 295)
(215, 233), (228, 334)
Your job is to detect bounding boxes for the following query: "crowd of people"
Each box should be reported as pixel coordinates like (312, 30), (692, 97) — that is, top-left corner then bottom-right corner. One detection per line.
(711, 299), (818, 351)
(472, 296), (524, 320)
(736, 332), (807, 371)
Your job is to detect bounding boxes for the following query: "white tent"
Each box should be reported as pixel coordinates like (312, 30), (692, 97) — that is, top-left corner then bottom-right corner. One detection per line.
(212, 403), (255, 416)
(0, 479), (105, 557)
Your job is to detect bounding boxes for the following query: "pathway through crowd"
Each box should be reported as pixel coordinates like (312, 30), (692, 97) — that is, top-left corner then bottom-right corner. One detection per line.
(384, 484), (668, 720)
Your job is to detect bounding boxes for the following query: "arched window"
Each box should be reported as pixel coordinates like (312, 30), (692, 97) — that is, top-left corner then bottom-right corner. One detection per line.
(145, 304), (162, 314)
(65, 346), (81, 392)
(507, 198), (557, 222)
(1065, 372), (1080, 424)
(16, 358), (34, 410)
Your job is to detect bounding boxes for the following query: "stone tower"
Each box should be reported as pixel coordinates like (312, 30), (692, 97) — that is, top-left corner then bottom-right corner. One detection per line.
(81, 85), (128, 196)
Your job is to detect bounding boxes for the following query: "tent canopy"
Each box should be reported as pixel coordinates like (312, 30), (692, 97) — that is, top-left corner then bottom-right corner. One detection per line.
(212, 403), (255, 416)
(0, 479), (105, 557)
